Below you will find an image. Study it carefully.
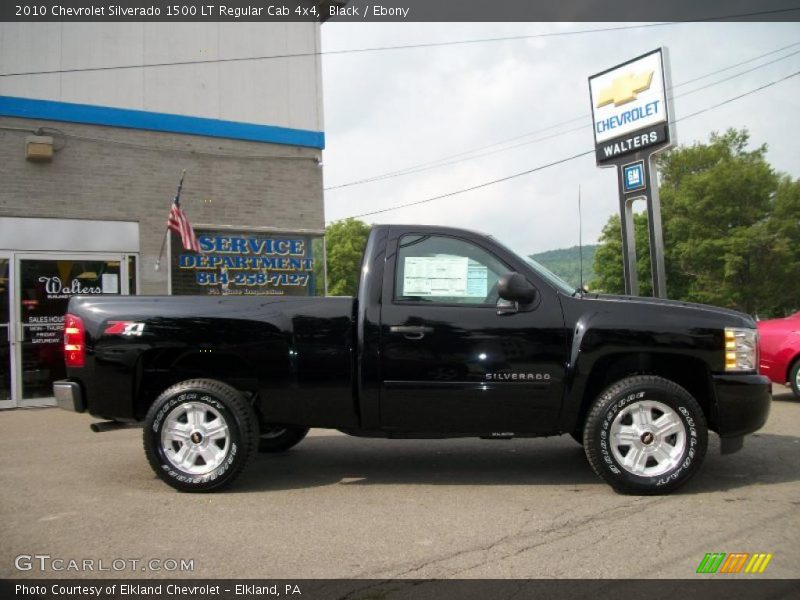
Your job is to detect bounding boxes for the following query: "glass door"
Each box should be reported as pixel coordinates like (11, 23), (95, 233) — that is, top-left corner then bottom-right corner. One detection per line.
(0, 253), (15, 409)
(15, 253), (130, 405)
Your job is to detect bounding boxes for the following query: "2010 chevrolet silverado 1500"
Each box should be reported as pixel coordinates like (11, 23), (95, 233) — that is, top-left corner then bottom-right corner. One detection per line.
(53, 224), (771, 494)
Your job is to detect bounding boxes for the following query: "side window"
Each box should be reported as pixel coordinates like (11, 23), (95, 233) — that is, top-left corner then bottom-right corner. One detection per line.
(394, 234), (508, 305)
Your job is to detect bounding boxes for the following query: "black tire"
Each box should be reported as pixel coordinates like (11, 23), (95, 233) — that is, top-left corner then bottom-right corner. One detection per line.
(143, 379), (258, 492)
(258, 425), (310, 453)
(583, 375), (708, 495)
(789, 359), (800, 399)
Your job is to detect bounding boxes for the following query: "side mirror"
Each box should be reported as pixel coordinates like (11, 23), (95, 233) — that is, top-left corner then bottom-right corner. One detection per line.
(497, 272), (537, 304)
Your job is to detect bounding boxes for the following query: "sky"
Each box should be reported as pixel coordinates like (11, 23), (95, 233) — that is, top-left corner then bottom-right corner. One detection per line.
(319, 22), (800, 257)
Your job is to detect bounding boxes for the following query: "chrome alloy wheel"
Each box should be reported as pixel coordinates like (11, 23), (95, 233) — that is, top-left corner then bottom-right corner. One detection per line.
(609, 400), (687, 477)
(161, 401), (230, 475)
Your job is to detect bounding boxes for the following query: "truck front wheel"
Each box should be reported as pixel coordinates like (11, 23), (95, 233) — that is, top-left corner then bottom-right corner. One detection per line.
(583, 375), (708, 495)
(143, 379), (258, 492)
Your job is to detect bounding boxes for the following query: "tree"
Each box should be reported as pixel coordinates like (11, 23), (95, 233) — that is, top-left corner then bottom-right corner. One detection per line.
(764, 176), (800, 314)
(530, 245), (598, 290)
(591, 212), (652, 296)
(325, 218), (371, 296)
(591, 129), (799, 317)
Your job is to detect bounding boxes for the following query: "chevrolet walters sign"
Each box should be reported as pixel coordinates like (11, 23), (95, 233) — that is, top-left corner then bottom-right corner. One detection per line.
(596, 71), (654, 107)
(589, 49), (670, 163)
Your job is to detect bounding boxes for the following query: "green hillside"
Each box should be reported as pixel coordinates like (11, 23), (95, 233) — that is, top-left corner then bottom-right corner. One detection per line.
(530, 245), (597, 290)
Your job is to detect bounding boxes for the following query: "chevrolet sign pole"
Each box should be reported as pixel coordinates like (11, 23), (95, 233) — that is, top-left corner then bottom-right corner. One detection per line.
(589, 48), (675, 298)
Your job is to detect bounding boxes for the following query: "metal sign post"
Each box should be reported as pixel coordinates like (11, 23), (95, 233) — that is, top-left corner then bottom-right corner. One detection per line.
(589, 48), (675, 297)
(609, 151), (668, 297)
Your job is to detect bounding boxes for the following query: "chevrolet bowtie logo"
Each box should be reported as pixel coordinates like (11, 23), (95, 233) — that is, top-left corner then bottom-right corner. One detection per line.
(597, 71), (654, 108)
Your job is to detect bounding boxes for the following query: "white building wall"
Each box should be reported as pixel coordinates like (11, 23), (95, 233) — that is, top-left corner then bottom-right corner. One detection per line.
(0, 22), (323, 134)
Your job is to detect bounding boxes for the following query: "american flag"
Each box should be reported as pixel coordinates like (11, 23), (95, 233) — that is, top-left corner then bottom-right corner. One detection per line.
(167, 180), (200, 253)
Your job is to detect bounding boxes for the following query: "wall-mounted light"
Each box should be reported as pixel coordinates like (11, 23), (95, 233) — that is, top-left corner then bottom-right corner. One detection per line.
(25, 135), (54, 162)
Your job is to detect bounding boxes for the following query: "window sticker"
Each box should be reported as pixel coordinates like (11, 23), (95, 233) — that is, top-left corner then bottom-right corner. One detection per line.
(403, 256), (488, 298)
(466, 262), (488, 297)
(403, 256), (470, 297)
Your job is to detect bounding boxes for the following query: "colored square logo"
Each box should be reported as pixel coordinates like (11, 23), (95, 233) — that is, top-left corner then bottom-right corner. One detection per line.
(622, 160), (646, 193)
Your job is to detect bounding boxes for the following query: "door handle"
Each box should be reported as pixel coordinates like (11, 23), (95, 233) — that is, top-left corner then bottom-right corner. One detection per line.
(390, 325), (434, 340)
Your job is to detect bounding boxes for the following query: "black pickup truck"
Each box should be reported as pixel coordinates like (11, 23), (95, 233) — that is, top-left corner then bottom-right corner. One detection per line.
(54, 224), (770, 494)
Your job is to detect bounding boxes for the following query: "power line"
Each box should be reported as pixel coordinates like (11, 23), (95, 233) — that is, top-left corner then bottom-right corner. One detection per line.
(325, 43), (800, 190)
(676, 69), (799, 121)
(332, 124), (593, 186)
(674, 48), (800, 99)
(406, 49), (800, 177)
(343, 70), (800, 219)
(345, 149), (596, 219)
(324, 118), (586, 190)
(12, 47), (786, 174)
(672, 41), (800, 89)
(1, 8), (798, 78)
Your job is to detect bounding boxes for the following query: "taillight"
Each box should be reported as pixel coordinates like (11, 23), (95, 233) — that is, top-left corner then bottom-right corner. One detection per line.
(64, 313), (85, 368)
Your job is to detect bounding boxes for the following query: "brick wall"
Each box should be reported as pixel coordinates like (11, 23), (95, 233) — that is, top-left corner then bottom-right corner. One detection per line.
(0, 117), (324, 293)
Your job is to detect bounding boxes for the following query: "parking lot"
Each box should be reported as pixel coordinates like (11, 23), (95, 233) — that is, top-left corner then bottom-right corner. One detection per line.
(1, 385), (798, 580)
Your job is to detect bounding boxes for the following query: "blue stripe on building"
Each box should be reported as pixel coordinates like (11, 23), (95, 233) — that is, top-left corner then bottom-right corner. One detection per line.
(0, 95), (325, 149)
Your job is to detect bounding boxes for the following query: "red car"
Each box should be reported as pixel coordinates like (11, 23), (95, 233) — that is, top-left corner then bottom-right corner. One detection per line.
(758, 312), (800, 398)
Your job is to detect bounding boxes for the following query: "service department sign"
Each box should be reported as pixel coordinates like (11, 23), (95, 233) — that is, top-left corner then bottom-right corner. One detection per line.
(169, 227), (325, 297)
(589, 48), (670, 164)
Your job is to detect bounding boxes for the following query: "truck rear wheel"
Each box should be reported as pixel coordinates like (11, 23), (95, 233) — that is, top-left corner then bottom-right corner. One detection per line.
(583, 375), (708, 495)
(143, 379), (258, 492)
(258, 425), (309, 452)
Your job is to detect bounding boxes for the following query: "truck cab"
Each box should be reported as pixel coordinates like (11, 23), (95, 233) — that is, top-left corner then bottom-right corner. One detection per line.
(356, 225), (568, 435)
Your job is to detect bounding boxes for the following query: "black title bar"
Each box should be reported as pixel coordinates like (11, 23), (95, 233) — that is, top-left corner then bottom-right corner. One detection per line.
(2, 0), (800, 22)
(2, 579), (800, 600)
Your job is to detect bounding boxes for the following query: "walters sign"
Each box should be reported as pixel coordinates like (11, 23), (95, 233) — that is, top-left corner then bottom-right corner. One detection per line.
(589, 48), (670, 163)
(169, 227), (324, 296)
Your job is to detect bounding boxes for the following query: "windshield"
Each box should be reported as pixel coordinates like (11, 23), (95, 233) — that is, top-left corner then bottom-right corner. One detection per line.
(523, 256), (576, 295)
(489, 236), (576, 295)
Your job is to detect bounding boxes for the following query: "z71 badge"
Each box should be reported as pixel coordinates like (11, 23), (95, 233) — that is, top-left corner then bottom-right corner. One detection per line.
(104, 321), (145, 336)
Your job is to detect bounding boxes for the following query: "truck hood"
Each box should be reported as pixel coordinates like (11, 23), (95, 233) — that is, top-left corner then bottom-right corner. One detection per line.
(584, 293), (756, 328)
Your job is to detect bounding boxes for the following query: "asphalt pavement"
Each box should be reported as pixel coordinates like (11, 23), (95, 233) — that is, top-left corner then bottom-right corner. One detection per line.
(1, 385), (798, 579)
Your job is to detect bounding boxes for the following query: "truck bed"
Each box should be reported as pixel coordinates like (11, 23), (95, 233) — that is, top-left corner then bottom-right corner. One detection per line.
(67, 295), (356, 427)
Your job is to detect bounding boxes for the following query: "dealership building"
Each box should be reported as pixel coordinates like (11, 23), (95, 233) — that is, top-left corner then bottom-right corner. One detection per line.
(0, 22), (327, 408)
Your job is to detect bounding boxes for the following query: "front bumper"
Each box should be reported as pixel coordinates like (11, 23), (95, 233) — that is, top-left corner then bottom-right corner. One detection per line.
(712, 373), (771, 441)
(53, 380), (85, 413)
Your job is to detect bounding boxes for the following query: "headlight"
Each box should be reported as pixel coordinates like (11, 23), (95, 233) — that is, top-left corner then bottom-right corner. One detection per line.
(724, 327), (758, 372)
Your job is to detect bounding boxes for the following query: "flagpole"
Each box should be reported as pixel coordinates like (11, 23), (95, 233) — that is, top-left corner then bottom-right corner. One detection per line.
(154, 227), (169, 272)
(154, 169), (186, 272)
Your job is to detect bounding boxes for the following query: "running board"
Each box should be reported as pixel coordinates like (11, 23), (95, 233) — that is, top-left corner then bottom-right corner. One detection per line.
(90, 421), (139, 433)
